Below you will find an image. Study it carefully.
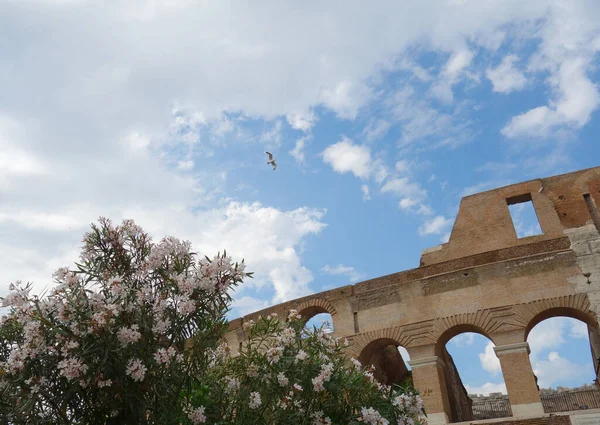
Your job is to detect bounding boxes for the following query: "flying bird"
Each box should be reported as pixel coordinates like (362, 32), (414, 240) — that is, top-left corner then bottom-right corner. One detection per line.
(265, 151), (277, 170)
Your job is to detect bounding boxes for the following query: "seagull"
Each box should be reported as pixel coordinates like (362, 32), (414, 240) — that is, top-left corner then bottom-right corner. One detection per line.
(265, 151), (277, 170)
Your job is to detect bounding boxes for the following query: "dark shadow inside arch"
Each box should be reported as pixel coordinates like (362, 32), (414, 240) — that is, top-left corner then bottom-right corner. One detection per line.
(358, 339), (413, 387)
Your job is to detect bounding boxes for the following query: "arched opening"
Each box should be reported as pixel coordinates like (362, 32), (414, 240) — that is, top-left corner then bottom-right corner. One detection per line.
(357, 339), (413, 387)
(304, 312), (334, 335)
(438, 326), (510, 423)
(295, 300), (337, 336)
(526, 309), (600, 412)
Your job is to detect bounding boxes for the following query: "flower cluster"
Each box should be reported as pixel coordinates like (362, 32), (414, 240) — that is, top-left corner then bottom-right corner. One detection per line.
(0, 217), (252, 424)
(186, 311), (427, 425)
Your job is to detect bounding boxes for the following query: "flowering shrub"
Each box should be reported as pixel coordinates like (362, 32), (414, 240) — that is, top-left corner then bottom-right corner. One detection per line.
(186, 311), (427, 425)
(0, 217), (426, 425)
(0, 217), (251, 424)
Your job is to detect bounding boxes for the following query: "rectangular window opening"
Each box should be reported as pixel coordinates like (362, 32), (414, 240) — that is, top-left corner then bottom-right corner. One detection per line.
(353, 312), (359, 334)
(506, 193), (543, 238)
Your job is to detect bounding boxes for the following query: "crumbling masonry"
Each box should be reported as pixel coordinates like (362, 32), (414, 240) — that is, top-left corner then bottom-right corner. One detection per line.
(224, 166), (600, 425)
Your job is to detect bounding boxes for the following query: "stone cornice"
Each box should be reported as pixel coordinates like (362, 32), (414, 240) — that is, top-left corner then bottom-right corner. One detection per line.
(493, 342), (530, 356)
(408, 356), (445, 369)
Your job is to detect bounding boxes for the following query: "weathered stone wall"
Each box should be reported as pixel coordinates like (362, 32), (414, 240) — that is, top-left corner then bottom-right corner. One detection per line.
(223, 166), (600, 425)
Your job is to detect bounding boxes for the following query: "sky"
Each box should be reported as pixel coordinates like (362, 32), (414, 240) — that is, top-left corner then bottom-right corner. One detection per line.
(1, 0), (600, 395)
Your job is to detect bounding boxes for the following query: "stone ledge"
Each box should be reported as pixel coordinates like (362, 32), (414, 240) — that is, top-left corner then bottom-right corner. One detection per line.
(494, 342), (531, 356)
(408, 356), (445, 369)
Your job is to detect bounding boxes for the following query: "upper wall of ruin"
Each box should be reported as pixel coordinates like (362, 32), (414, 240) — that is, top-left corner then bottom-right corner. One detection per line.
(420, 166), (600, 266)
(226, 166), (600, 336)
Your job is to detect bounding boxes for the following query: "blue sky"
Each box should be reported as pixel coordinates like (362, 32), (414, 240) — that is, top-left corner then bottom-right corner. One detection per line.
(1, 0), (600, 395)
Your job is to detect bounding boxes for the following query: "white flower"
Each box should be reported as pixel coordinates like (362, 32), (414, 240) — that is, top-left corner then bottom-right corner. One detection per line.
(125, 358), (147, 382)
(224, 376), (240, 394)
(97, 379), (113, 388)
(311, 411), (332, 425)
(249, 392), (262, 409)
(293, 383), (303, 392)
(57, 356), (88, 380)
(177, 297), (196, 315)
(287, 309), (302, 321)
(117, 325), (141, 346)
(276, 327), (296, 346)
(154, 347), (177, 365)
(312, 362), (334, 392)
(152, 318), (170, 334)
(360, 407), (389, 425)
(351, 357), (363, 371)
(266, 346), (284, 364)
(187, 406), (207, 424)
(295, 349), (308, 363)
(277, 372), (289, 387)
(246, 363), (259, 378)
(242, 319), (255, 331)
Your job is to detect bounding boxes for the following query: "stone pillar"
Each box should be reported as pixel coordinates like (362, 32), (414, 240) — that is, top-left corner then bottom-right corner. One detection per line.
(493, 342), (544, 418)
(408, 356), (451, 425)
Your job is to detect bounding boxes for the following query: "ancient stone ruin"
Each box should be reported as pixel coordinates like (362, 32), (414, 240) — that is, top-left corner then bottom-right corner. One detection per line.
(225, 166), (600, 425)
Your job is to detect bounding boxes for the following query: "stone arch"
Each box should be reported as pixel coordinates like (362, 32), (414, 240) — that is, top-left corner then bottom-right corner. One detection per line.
(435, 324), (508, 423)
(523, 297), (599, 341)
(356, 335), (411, 386)
(431, 311), (502, 356)
(434, 323), (495, 358)
(511, 294), (598, 340)
(293, 298), (337, 321)
(346, 327), (408, 360)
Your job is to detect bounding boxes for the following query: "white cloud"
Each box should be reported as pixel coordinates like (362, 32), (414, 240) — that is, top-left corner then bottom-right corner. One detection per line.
(286, 110), (318, 132)
(321, 264), (366, 283)
(502, 57), (600, 139)
(0, 122), (329, 309)
(465, 382), (507, 396)
(321, 138), (372, 179)
(231, 296), (271, 317)
(416, 204), (434, 216)
(478, 341), (502, 375)
(289, 136), (309, 165)
(429, 49), (474, 104)
(177, 160), (194, 170)
(397, 58), (434, 82)
(569, 320), (588, 339)
(526, 317), (594, 388)
(361, 184), (371, 201)
(2, 0), (600, 320)
(381, 177), (427, 210)
(319, 80), (372, 120)
(394, 160), (410, 173)
(485, 54), (527, 93)
(389, 86), (475, 149)
(260, 120), (284, 150)
(451, 333), (476, 347)
(528, 317), (567, 357)
(533, 351), (590, 388)
(418, 215), (453, 236)
(363, 119), (391, 143)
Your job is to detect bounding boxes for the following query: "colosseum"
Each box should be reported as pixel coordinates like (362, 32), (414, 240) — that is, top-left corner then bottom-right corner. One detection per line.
(225, 166), (600, 425)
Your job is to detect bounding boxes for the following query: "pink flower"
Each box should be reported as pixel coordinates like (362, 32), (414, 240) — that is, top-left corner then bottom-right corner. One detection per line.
(125, 358), (147, 382)
(117, 325), (141, 346)
(58, 357), (88, 380)
(187, 406), (206, 424)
